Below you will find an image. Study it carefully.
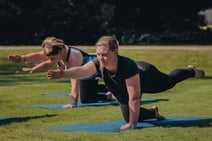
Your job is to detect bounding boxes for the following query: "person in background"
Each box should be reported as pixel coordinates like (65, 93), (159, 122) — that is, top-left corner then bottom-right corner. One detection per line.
(8, 37), (114, 108)
(46, 35), (205, 130)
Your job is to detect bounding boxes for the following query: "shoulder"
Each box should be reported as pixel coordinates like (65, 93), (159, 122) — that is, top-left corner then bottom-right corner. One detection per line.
(91, 58), (99, 67)
(70, 46), (88, 56)
(68, 47), (84, 66)
(118, 56), (139, 78)
(119, 56), (137, 68)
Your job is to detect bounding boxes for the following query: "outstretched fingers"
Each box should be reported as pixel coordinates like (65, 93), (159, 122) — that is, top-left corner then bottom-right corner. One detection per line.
(8, 55), (22, 62)
(46, 69), (63, 79)
(46, 70), (55, 79)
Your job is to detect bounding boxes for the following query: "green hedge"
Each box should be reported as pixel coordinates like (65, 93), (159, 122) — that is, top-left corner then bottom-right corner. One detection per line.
(119, 31), (212, 45)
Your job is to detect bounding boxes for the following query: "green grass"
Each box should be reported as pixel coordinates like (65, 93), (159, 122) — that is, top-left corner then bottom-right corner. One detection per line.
(0, 46), (212, 141)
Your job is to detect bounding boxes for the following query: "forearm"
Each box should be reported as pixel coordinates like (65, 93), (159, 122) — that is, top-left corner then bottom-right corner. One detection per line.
(31, 61), (55, 73)
(63, 67), (87, 79)
(23, 52), (47, 63)
(47, 61), (97, 80)
(128, 99), (140, 127)
(70, 79), (80, 106)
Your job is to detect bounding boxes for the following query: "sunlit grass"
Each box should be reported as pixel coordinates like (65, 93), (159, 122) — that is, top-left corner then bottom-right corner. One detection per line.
(0, 46), (212, 141)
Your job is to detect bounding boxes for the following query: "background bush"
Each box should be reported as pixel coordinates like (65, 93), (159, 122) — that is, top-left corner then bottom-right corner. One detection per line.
(0, 0), (212, 45)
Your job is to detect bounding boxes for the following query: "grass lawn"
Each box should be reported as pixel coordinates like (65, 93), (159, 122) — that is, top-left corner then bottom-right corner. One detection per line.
(0, 46), (212, 141)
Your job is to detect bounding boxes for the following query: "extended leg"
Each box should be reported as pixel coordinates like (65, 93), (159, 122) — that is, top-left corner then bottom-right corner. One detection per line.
(136, 61), (196, 93)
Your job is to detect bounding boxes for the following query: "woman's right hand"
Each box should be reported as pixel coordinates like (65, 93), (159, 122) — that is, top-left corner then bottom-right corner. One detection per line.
(46, 69), (64, 79)
(8, 55), (23, 62)
(62, 103), (77, 108)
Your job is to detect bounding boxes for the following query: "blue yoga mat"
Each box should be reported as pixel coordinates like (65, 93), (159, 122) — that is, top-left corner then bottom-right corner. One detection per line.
(42, 92), (107, 97)
(23, 98), (159, 109)
(47, 116), (212, 132)
(42, 92), (120, 97)
(0, 116), (15, 120)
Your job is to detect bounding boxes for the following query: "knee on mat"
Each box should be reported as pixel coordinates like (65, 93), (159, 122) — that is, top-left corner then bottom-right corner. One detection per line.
(80, 96), (98, 103)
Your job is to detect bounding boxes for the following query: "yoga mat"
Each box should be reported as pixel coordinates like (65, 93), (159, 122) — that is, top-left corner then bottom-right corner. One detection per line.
(42, 92), (110, 97)
(23, 98), (159, 109)
(47, 116), (212, 132)
(0, 116), (15, 120)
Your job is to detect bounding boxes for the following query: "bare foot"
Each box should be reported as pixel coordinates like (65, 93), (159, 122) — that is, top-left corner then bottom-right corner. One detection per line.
(187, 65), (205, 78)
(151, 105), (165, 120)
(106, 91), (116, 101)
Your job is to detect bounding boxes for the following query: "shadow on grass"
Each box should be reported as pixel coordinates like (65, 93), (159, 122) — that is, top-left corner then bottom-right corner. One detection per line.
(0, 63), (54, 86)
(0, 73), (68, 86)
(0, 114), (57, 126)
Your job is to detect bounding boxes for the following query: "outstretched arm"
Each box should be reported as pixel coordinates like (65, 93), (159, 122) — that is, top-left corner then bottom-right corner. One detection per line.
(8, 51), (47, 63)
(23, 60), (55, 73)
(47, 61), (97, 79)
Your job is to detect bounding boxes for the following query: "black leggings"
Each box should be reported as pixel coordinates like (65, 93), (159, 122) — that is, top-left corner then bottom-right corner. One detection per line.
(136, 61), (195, 93)
(120, 104), (156, 122)
(80, 78), (108, 103)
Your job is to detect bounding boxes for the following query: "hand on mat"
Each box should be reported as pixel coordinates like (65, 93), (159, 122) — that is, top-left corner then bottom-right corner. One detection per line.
(120, 123), (136, 130)
(47, 69), (64, 79)
(62, 104), (77, 108)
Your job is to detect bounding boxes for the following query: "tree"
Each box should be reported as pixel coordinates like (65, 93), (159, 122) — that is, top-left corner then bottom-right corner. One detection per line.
(0, 0), (212, 45)
(112, 0), (212, 33)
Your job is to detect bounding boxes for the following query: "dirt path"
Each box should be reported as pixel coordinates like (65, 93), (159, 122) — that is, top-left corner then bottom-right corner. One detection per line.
(118, 45), (212, 50)
(0, 45), (212, 50)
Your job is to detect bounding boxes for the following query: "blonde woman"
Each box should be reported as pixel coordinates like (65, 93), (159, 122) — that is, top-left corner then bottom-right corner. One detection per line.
(8, 37), (113, 108)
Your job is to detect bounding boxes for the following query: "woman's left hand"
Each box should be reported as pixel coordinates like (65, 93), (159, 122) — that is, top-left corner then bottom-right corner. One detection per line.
(22, 67), (33, 73)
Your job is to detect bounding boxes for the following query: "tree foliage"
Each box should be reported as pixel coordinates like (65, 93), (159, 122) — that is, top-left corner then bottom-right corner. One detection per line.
(0, 0), (212, 45)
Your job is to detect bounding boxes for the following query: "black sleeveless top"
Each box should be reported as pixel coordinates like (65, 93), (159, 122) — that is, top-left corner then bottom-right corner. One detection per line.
(57, 46), (93, 69)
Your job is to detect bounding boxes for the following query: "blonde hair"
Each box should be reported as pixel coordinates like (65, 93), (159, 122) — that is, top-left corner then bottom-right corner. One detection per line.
(41, 37), (65, 49)
(95, 36), (119, 51)
(41, 37), (66, 56)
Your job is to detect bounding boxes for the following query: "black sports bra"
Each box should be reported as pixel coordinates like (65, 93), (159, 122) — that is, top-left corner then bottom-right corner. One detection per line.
(57, 46), (88, 69)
